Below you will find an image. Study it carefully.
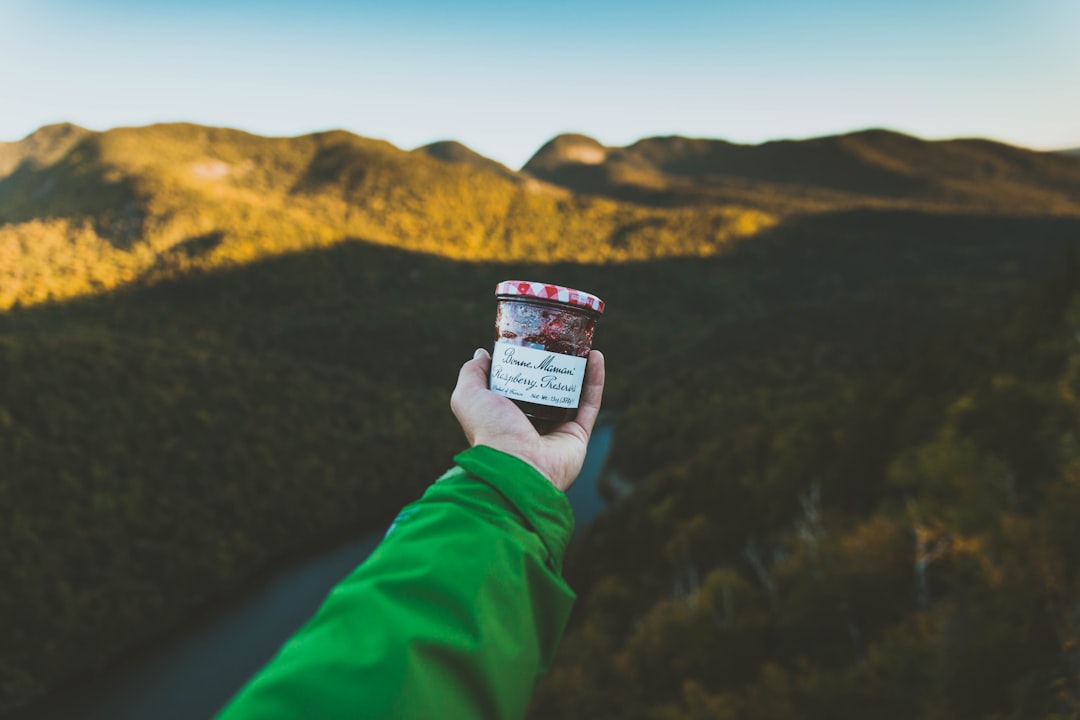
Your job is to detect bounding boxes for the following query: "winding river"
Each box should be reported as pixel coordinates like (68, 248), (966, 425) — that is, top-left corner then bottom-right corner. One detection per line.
(21, 420), (615, 720)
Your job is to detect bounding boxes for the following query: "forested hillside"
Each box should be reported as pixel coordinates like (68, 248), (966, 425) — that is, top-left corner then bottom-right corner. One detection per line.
(534, 264), (1080, 720)
(2, 122), (1080, 716)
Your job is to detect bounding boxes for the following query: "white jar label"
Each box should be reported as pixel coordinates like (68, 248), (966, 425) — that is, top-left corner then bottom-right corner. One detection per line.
(489, 340), (588, 409)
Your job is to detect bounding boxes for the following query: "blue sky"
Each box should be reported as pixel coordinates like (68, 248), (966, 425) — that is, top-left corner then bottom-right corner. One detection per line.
(2, 0), (1078, 168)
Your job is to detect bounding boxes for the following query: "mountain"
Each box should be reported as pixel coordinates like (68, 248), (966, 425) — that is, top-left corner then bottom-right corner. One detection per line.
(0, 123), (90, 177)
(523, 129), (1080, 214)
(414, 140), (521, 182)
(1059, 147), (1080, 158)
(518, 133), (612, 176)
(5, 122), (1079, 315)
(0, 123), (772, 311)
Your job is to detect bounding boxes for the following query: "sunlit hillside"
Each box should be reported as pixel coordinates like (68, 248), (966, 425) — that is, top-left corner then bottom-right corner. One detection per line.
(7, 123), (1080, 314)
(0, 123), (773, 311)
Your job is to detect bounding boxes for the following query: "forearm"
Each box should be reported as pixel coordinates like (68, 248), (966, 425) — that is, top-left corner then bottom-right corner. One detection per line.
(215, 446), (576, 720)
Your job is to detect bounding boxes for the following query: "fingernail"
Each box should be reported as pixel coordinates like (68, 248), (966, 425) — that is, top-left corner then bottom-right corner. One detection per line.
(473, 348), (488, 360)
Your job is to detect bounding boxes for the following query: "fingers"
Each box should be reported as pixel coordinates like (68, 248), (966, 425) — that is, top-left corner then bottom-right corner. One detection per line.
(572, 350), (605, 438)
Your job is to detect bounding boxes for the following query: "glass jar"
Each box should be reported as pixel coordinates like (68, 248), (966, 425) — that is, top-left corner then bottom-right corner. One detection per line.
(490, 280), (604, 424)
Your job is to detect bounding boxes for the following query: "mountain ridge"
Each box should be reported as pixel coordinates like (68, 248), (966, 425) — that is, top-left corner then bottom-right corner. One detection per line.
(522, 128), (1080, 214)
(6, 123), (1078, 215)
(2, 122), (1079, 315)
(0, 122), (773, 311)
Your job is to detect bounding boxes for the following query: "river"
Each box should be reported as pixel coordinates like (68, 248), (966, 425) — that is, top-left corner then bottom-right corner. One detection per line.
(20, 420), (615, 720)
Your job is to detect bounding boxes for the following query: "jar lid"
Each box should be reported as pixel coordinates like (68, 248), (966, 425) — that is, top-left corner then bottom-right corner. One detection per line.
(495, 280), (605, 314)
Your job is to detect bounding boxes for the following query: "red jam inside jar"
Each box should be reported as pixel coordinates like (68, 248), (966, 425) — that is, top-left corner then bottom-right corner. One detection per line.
(489, 280), (604, 424)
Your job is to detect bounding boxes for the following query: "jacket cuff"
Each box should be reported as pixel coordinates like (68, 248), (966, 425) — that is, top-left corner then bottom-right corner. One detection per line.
(453, 445), (574, 572)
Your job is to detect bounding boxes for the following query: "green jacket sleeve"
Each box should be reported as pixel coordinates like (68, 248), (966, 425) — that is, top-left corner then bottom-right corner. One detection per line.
(215, 445), (576, 720)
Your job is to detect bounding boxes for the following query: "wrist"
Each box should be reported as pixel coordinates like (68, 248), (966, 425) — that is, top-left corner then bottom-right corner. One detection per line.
(470, 438), (555, 489)
(453, 445), (575, 568)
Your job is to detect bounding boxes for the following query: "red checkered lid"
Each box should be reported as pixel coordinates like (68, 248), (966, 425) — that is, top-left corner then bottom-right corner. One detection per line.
(495, 280), (604, 314)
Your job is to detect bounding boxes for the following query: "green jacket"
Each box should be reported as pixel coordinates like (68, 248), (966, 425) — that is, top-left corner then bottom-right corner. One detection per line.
(215, 446), (576, 720)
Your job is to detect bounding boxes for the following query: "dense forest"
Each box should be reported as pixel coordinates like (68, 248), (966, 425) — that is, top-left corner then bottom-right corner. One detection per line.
(535, 264), (1080, 719)
(1, 122), (1080, 717)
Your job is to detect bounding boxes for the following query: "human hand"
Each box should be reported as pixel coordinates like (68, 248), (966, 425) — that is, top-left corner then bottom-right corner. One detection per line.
(450, 348), (606, 493)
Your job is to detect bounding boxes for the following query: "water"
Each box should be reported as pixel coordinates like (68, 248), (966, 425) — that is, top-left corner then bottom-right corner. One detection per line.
(20, 421), (615, 720)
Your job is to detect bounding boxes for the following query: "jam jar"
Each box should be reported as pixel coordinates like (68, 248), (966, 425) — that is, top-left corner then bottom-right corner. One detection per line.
(489, 280), (604, 423)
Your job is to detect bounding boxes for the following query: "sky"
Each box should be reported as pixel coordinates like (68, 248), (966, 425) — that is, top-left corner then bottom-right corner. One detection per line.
(1, 0), (1078, 169)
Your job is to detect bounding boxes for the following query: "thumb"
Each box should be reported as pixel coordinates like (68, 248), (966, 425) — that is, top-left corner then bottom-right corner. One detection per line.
(455, 348), (491, 395)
